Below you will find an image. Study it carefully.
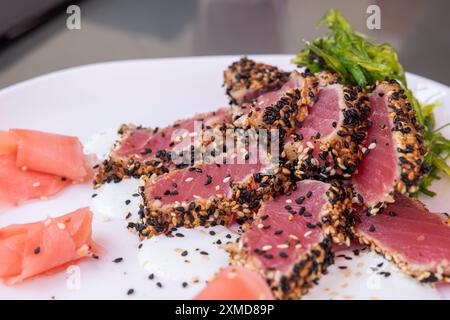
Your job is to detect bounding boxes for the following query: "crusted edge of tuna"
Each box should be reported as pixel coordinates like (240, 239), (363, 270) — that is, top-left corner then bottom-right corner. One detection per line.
(355, 80), (427, 215)
(356, 233), (449, 284)
(224, 57), (290, 105)
(229, 180), (354, 299)
(93, 111), (234, 188)
(93, 124), (173, 188)
(229, 237), (333, 300)
(288, 78), (371, 180)
(355, 197), (449, 283)
(234, 70), (319, 141)
(128, 167), (294, 239)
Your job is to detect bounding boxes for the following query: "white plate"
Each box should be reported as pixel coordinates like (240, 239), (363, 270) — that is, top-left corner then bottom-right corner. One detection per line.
(0, 55), (449, 300)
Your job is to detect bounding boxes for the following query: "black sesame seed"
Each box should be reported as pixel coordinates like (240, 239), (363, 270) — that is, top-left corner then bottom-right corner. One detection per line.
(156, 282), (163, 288)
(148, 274), (154, 280)
(369, 224), (376, 232)
(274, 230), (283, 235)
(295, 196), (305, 204)
(175, 233), (185, 237)
(306, 222), (316, 229)
(34, 247), (41, 255)
(181, 250), (188, 257)
(113, 257), (123, 263)
(127, 289), (134, 295)
(279, 251), (288, 258)
(182, 282), (188, 288)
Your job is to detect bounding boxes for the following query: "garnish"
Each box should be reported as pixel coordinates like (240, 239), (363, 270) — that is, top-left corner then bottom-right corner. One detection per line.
(292, 9), (450, 196)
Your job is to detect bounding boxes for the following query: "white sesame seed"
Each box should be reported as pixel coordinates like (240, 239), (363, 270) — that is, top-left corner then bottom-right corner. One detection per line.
(32, 182), (41, 188)
(285, 199), (292, 204)
(289, 234), (299, 240)
(21, 166), (27, 171)
(262, 245), (272, 251)
(44, 219), (52, 227)
(57, 223), (66, 230)
(223, 176), (231, 183)
(307, 141), (315, 149)
(304, 231), (313, 238)
(215, 185), (220, 191)
(257, 223), (264, 229)
(185, 177), (194, 182)
(277, 244), (289, 249)
(368, 142), (377, 150)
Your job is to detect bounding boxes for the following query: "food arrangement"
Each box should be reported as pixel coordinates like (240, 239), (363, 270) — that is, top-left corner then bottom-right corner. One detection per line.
(0, 10), (449, 299)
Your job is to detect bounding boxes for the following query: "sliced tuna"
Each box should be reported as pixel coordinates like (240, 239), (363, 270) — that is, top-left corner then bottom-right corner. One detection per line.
(284, 74), (371, 179)
(352, 80), (427, 214)
(94, 107), (232, 186)
(224, 57), (290, 106)
(0, 208), (95, 285)
(229, 180), (353, 299)
(233, 70), (318, 140)
(128, 159), (274, 238)
(355, 195), (449, 283)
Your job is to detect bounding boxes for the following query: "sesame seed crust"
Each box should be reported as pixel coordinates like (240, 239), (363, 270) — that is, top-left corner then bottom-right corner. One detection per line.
(229, 181), (354, 299)
(286, 74), (371, 180)
(128, 166), (293, 239)
(355, 80), (427, 215)
(356, 234), (449, 284)
(234, 70), (318, 141)
(93, 118), (233, 188)
(93, 124), (173, 187)
(224, 57), (290, 106)
(379, 81), (426, 196)
(230, 238), (333, 300)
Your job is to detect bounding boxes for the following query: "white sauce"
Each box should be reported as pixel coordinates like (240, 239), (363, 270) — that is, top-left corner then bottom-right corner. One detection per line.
(138, 226), (238, 283)
(91, 178), (141, 221)
(83, 128), (119, 160)
(304, 249), (443, 300)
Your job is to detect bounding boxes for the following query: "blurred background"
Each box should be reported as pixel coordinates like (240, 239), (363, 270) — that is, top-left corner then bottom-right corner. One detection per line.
(0, 0), (449, 89)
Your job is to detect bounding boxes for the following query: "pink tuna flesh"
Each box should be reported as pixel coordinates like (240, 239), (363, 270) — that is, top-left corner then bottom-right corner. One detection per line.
(294, 86), (341, 141)
(352, 87), (397, 206)
(114, 108), (231, 159)
(356, 195), (450, 274)
(244, 180), (329, 273)
(240, 71), (305, 116)
(145, 162), (262, 206)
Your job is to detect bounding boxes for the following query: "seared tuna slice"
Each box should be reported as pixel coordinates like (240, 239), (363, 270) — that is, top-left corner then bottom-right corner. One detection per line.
(285, 79), (370, 179)
(224, 57), (290, 105)
(355, 195), (450, 283)
(352, 81), (427, 214)
(233, 70), (318, 140)
(129, 156), (286, 238)
(230, 180), (354, 299)
(94, 107), (232, 187)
